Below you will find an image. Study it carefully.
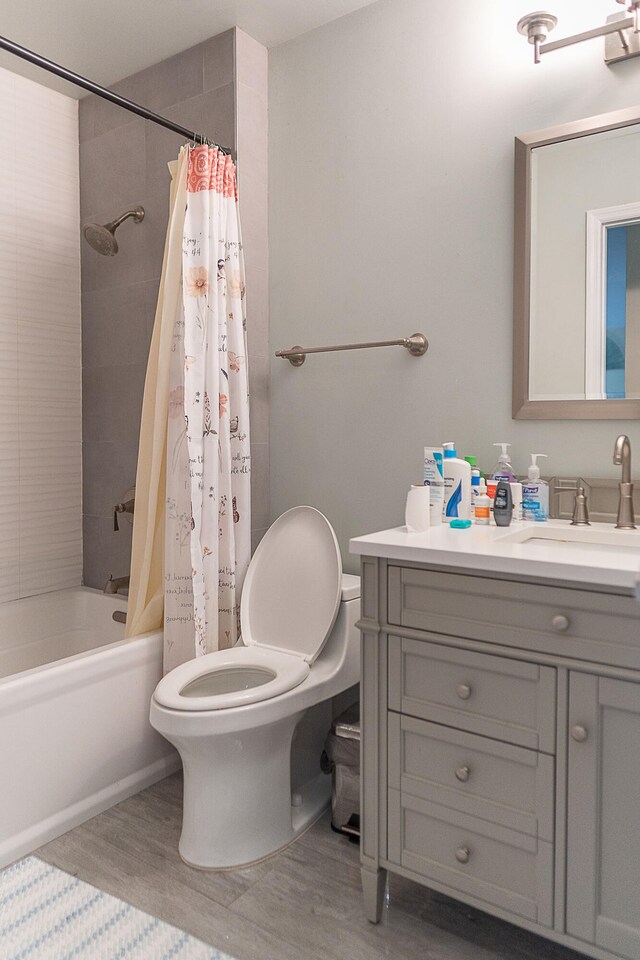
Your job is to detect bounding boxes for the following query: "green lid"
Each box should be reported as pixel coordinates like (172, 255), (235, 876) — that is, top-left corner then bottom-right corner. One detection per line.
(464, 456), (477, 468)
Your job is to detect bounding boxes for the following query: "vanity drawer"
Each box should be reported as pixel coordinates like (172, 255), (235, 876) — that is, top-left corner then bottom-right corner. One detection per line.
(388, 636), (556, 752)
(388, 713), (554, 841)
(388, 790), (553, 926)
(388, 566), (640, 671)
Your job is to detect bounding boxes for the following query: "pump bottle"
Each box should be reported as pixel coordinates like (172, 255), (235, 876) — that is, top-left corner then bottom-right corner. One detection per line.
(492, 443), (517, 482)
(523, 454), (549, 521)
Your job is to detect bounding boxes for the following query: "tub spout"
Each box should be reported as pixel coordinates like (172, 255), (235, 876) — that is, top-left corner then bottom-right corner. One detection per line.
(104, 575), (130, 595)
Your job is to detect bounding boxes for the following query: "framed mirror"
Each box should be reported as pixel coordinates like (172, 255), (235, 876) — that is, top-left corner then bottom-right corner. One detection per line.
(513, 104), (640, 419)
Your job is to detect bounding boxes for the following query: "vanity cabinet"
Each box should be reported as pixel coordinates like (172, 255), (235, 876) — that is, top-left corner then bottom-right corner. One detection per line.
(566, 673), (640, 959)
(358, 556), (640, 960)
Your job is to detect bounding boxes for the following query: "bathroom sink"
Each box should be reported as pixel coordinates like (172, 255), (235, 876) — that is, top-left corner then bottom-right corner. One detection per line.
(497, 524), (640, 556)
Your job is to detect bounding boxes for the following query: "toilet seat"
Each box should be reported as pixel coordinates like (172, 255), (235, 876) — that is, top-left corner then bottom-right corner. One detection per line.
(153, 647), (310, 712)
(154, 506), (343, 713)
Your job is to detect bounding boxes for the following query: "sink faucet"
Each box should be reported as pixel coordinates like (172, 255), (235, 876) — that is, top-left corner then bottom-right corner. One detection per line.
(613, 434), (636, 530)
(104, 574), (130, 595)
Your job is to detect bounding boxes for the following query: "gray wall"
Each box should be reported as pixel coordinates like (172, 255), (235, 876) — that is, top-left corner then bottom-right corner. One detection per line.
(269, 0), (640, 571)
(81, 29), (268, 588)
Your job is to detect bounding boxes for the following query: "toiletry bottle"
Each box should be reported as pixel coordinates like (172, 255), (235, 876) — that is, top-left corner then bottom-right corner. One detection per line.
(442, 442), (472, 521)
(423, 446), (444, 527)
(493, 479), (513, 527)
(474, 479), (491, 525)
(464, 455), (478, 470)
(522, 454), (549, 521)
(510, 481), (523, 522)
(470, 469), (481, 518)
(492, 443), (517, 483)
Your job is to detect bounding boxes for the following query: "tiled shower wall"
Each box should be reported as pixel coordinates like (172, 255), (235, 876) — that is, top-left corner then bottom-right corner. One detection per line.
(0, 65), (82, 600)
(80, 29), (269, 588)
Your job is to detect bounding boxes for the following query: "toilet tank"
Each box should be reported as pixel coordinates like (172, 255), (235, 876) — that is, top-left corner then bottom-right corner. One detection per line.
(322, 574), (360, 690)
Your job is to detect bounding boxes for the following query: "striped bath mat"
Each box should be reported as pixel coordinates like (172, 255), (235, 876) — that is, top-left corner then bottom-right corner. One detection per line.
(0, 856), (233, 959)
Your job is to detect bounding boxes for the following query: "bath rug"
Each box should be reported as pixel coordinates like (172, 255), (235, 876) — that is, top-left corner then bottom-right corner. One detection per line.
(0, 856), (233, 960)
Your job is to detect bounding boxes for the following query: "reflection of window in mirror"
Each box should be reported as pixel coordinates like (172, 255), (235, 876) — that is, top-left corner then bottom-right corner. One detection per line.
(605, 222), (640, 400)
(585, 203), (640, 402)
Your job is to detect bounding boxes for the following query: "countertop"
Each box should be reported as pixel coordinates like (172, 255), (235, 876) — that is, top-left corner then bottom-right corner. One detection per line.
(350, 519), (640, 594)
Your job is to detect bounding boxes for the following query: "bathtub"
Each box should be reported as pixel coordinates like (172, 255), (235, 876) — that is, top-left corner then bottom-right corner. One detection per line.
(0, 587), (178, 869)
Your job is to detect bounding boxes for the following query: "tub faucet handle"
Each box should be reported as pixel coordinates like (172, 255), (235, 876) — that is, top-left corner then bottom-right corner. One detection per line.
(113, 497), (135, 532)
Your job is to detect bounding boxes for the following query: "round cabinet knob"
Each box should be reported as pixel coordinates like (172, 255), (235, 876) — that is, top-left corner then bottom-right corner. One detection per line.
(456, 683), (472, 700)
(455, 765), (471, 783)
(455, 846), (470, 864)
(552, 614), (570, 633)
(571, 724), (588, 743)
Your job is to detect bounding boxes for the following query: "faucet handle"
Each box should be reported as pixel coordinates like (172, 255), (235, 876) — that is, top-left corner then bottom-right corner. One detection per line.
(113, 498), (135, 532)
(570, 484), (590, 526)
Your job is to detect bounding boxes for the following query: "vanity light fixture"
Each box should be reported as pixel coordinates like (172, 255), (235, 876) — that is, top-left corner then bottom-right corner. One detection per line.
(517, 2), (640, 65)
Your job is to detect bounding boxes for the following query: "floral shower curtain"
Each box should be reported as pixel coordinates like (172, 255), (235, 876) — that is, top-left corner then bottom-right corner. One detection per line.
(128, 144), (251, 672)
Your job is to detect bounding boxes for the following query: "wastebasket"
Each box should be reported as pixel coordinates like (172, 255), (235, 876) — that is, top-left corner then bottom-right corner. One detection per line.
(321, 702), (360, 839)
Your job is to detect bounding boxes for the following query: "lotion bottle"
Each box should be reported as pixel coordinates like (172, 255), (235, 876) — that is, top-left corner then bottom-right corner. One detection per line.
(442, 442), (472, 521)
(474, 479), (491, 525)
(523, 454), (549, 521)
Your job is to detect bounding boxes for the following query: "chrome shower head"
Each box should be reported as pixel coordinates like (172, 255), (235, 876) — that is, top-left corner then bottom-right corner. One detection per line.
(82, 205), (145, 256)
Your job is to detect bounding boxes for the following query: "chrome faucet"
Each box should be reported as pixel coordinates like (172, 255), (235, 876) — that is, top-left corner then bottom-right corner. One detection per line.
(613, 434), (636, 530)
(104, 574), (130, 595)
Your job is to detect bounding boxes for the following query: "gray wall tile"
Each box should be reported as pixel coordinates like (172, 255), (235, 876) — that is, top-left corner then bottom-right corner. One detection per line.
(82, 280), (157, 369)
(165, 85), (236, 154)
(80, 120), (146, 225)
(203, 30), (235, 93)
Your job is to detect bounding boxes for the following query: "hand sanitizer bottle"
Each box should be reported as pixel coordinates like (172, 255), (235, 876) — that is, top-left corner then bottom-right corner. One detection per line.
(523, 454), (549, 521)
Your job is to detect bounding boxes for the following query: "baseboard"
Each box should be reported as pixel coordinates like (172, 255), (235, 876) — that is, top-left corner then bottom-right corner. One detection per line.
(0, 752), (182, 870)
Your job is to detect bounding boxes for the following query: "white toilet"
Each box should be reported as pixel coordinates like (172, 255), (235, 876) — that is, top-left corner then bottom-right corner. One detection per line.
(150, 506), (360, 870)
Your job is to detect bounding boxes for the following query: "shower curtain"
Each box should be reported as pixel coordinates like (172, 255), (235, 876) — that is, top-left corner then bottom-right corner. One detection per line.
(127, 145), (251, 672)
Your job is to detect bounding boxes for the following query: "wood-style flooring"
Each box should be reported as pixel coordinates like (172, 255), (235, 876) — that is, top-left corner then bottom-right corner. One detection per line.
(36, 773), (585, 960)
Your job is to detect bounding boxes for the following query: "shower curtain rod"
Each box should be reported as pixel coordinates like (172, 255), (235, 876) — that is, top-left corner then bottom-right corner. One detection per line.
(0, 34), (233, 155)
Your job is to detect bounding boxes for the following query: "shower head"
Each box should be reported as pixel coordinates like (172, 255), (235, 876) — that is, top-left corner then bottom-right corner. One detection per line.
(82, 205), (145, 256)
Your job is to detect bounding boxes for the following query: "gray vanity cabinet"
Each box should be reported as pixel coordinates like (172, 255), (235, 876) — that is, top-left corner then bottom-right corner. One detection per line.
(359, 556), (640, 960)
(566, 673), (640, 960)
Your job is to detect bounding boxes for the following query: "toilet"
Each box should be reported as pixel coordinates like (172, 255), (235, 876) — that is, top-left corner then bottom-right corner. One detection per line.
(150, 505), (361, 870)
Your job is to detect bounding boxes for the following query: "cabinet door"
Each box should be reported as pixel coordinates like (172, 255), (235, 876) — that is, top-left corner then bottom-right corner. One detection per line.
(566, 673), (640, 960)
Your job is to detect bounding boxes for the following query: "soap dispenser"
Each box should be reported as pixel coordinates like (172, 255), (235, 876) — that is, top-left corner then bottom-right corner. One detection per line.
(492, 443), (517, 482)
(523, 454), (549, 521)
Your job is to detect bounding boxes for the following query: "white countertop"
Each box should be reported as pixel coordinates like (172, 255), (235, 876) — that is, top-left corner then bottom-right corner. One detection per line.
(350, 519), (640, 593)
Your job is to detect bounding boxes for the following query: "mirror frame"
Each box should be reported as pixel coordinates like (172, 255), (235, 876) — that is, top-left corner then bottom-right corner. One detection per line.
(513, 103), (640, 420)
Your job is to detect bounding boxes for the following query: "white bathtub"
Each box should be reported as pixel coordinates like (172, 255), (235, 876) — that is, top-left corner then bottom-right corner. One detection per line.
(0, 587), (178, 868)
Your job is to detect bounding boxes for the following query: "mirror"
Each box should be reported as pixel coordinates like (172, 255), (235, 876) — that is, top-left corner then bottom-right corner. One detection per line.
(513, 104), (640, 419)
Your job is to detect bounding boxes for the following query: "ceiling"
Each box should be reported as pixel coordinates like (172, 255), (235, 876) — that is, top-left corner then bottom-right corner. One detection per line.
(0, 0), (379, 97)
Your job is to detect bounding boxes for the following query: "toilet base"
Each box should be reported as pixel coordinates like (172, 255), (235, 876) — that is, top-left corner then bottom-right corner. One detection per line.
(175, 711), (332, 870)
(178, 775), (329, 872)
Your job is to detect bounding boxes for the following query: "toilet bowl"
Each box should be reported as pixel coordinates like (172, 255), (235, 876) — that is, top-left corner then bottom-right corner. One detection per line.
(150, 506), (361, 870)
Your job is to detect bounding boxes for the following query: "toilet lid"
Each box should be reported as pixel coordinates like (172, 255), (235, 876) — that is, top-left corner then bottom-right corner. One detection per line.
(240, 506), (342, 664)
